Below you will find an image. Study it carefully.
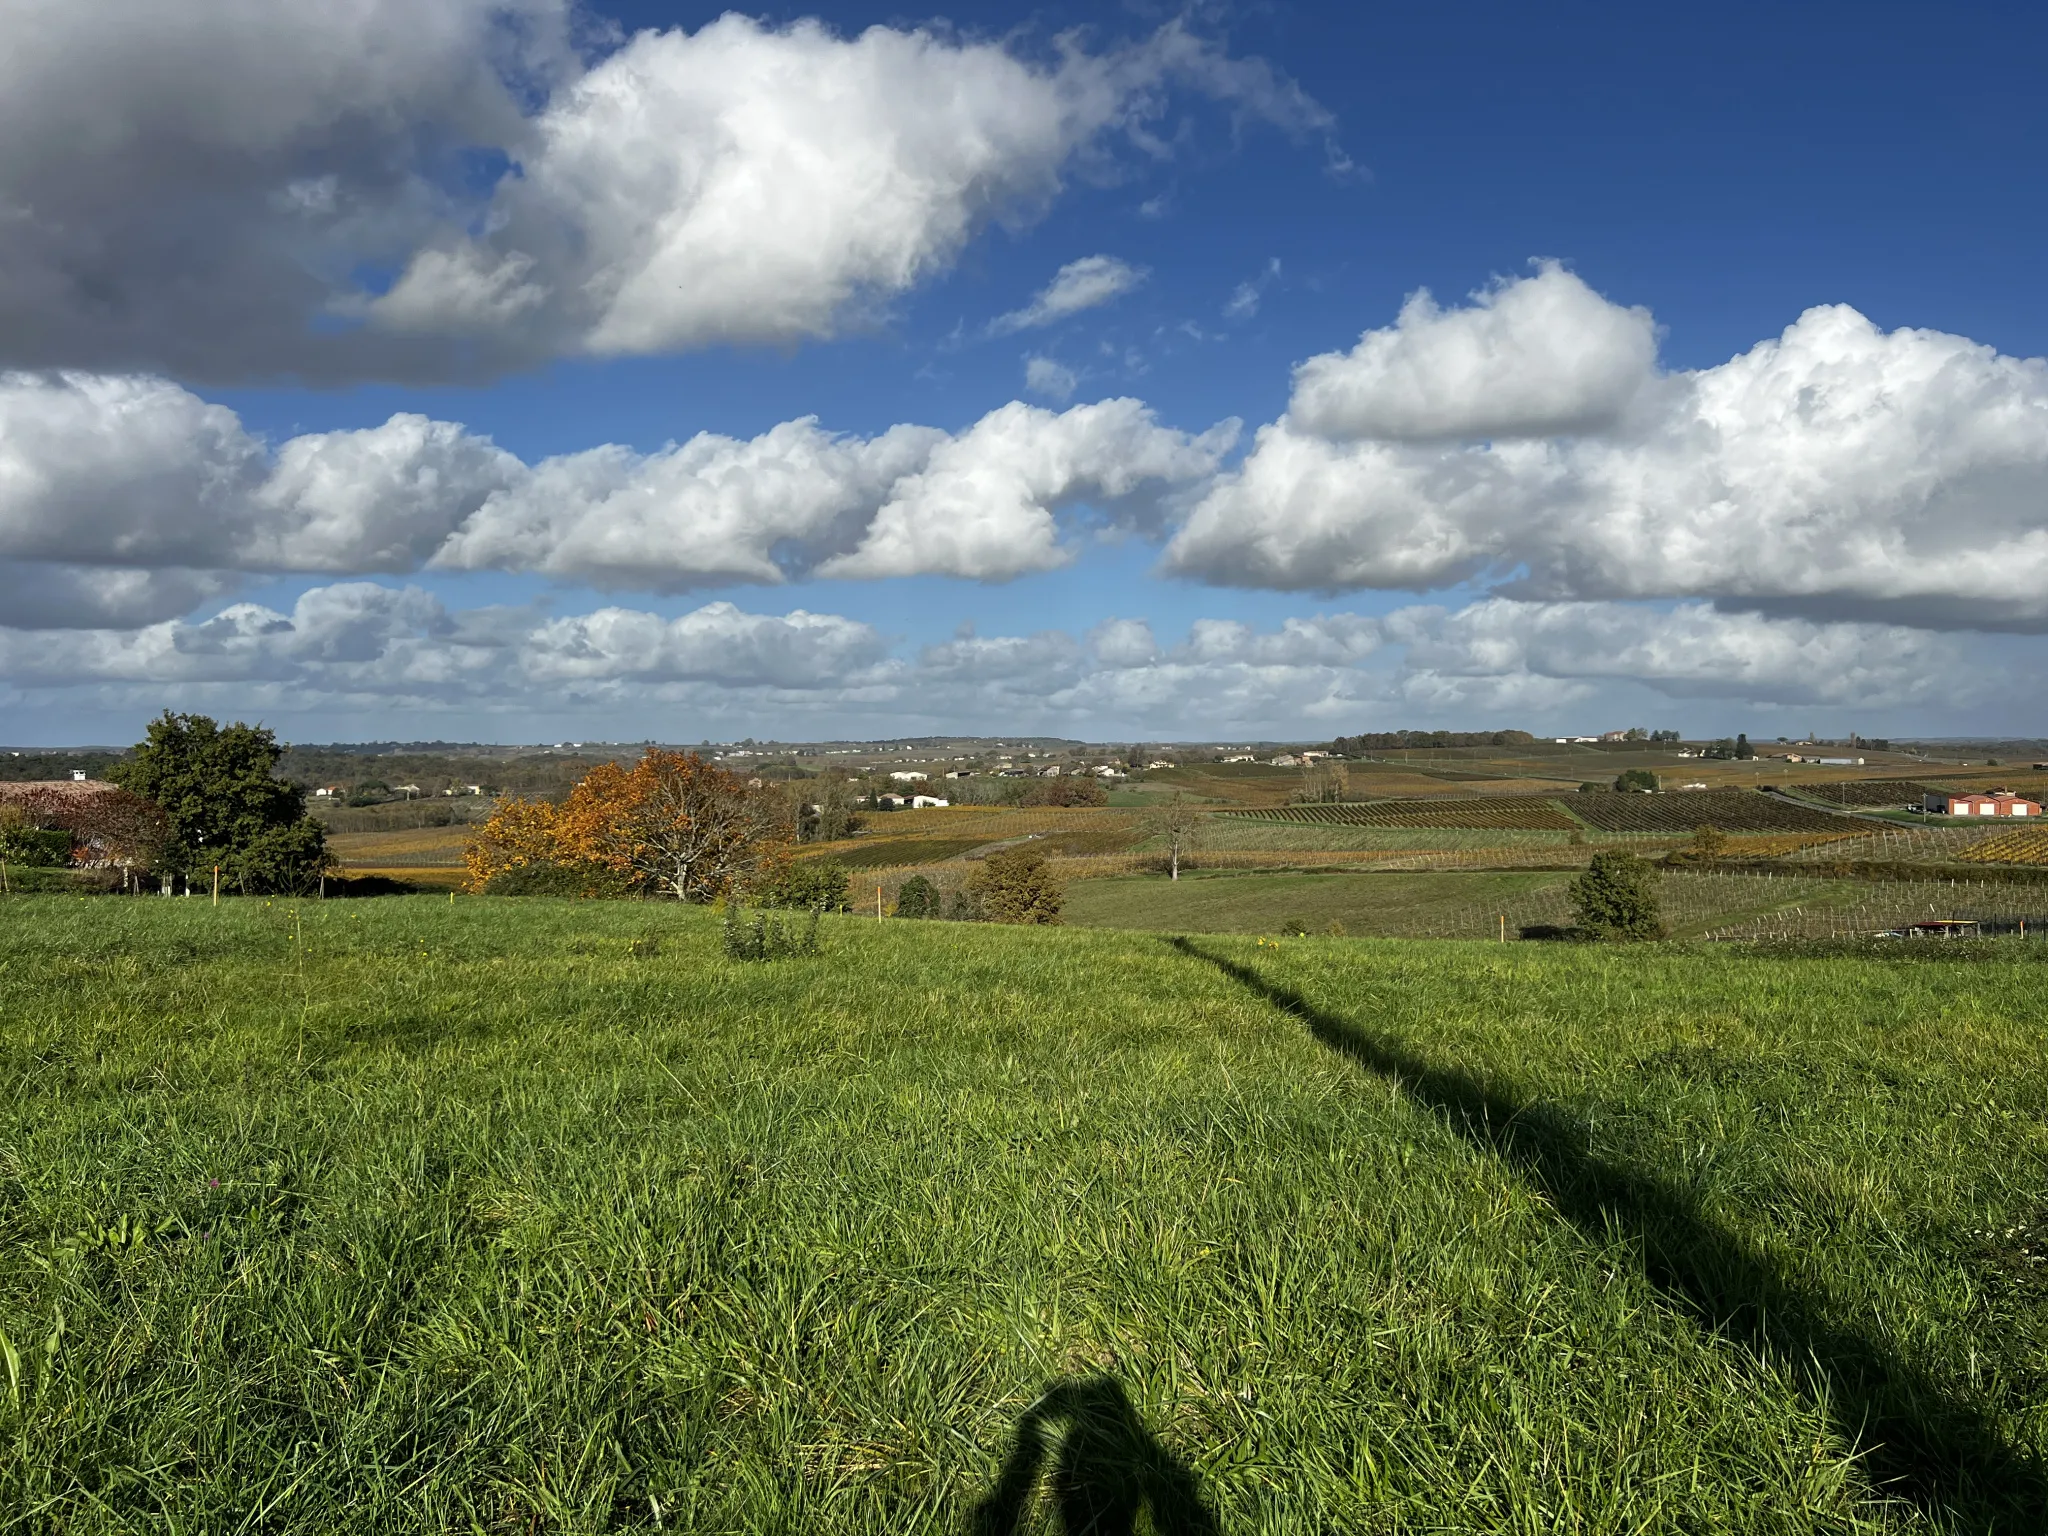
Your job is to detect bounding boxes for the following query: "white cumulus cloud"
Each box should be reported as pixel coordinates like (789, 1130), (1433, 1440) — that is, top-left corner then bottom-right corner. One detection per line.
(0, 6), (1331, 379)
(435, 418), (945, 589)
(817, 399), (1237, 581)
(0, 372), (519, 591)
(1167, 274), (2048, 629)
(1288, 262), (1659, 441)
(0, 377), (1237, 609)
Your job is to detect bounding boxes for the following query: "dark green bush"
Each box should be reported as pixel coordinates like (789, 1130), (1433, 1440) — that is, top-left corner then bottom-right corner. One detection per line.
(894, 875), (940, 918)
(1569, 851), (1665, 940)
(482, 862), (631, 898)
(0, 825), (74, 867)
(966, 847), (1063, 924)
(756, 858), (851, 911)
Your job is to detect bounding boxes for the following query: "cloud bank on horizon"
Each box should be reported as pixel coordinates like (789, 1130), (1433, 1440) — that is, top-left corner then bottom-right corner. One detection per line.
(1, 0), (2043, 741)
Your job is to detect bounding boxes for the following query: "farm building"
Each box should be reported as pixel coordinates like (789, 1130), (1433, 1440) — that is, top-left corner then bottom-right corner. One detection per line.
(1926, 790), (2041, 817)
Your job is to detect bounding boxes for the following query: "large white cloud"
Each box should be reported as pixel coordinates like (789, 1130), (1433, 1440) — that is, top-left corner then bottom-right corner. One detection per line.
(0, 372), (520, 583)
(0, 377), (1232, 606)
(435, 418), (945, 588)
(0, 3), (1330, 379)
(1290, 263), (1659, 441)
(818, 400), (1237, 580)
(1167, 275), (2048, 629)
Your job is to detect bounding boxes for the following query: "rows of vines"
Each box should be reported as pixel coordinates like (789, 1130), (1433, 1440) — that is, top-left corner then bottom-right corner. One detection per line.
(1565, 788), (1848, 833)
(1221, 799), (1579, 830)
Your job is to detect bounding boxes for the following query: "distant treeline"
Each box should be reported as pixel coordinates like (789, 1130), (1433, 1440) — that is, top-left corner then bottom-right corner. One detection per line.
(1330, 730), (1536, 754)
(0, 752), (126, 782)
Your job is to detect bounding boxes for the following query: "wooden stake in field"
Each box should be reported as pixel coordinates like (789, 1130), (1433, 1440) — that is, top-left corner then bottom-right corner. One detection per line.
(877, 885), (884, 919)
(1499, 914), (1506, 942)
(212, 865), (220, 906)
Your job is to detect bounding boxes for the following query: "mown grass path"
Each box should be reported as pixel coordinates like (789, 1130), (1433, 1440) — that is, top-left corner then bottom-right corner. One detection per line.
(1, 897), (2044, 1532)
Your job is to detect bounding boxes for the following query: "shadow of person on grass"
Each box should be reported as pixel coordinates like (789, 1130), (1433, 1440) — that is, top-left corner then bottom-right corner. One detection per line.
(971, 1376), (1220, 1536)
(1167, 936), (2046, 1535)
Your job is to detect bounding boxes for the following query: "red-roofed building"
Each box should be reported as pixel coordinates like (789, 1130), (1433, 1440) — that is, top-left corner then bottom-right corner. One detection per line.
(1926, 789), (2041, 817)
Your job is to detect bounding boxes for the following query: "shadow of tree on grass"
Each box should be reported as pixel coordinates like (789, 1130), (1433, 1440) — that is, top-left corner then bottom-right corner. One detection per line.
(1168, 936), (2046, 1534)
(971, 1376), (1219, 1536)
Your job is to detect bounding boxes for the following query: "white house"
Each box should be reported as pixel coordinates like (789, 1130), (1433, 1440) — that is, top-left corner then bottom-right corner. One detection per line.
(888, 770), (928, 782)
(910, 795), (949, 808)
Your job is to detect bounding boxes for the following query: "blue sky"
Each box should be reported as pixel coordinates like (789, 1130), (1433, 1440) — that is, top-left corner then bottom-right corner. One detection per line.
(4, 1), (2047, 743)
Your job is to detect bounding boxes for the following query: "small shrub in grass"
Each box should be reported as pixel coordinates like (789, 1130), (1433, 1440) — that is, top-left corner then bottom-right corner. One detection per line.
(894, 874), (939, 918)
(945, 887), (984, 922)
(1569, 850), (1665, 940)
(755, 858), (851, 911)
(966, 846), (1063, 924)
(721, 905), (821, 960)
(1279, 916), (1310, 937)
(1325, 919), (1347, 937)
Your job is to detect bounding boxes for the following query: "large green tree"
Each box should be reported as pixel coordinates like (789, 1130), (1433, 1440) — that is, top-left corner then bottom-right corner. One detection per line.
(108, 713), (328, 893)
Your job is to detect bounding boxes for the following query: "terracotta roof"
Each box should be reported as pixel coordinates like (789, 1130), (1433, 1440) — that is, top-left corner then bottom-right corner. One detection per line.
(0, 779), (121, 806)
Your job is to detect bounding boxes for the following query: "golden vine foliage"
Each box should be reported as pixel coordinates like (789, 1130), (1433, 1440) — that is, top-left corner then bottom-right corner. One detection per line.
(465, 751), (789, 900)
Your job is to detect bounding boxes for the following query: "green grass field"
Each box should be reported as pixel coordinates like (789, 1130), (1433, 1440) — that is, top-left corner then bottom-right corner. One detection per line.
(3, 897), (2046, 1532)
(1061, 869), (1950, 942)
(1065, 870), (1575, 938)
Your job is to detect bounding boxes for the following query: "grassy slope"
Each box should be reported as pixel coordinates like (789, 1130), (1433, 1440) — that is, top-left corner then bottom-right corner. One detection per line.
(1061, 869), (1899, 940)
(1, 898), (2045, 1532)
(1065, 870), (1574, 938)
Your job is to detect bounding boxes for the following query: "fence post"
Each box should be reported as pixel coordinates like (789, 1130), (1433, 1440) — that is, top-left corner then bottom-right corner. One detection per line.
(212, 865), (220, 906)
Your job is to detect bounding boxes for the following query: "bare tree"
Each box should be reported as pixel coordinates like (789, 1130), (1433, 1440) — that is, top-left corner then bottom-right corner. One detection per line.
(1148, 791), (1203, 881)
(1295, 760), (1348, 804)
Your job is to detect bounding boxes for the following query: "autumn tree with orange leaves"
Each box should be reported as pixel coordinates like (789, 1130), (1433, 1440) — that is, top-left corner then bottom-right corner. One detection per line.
(466, 751), (789, 901)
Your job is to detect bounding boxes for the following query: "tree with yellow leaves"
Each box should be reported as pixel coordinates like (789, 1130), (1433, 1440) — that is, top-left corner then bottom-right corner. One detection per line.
(465, 750), (788, 901)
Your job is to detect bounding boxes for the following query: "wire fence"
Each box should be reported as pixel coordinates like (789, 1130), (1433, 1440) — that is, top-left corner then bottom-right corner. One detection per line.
(1776, 823), (2006, 863)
